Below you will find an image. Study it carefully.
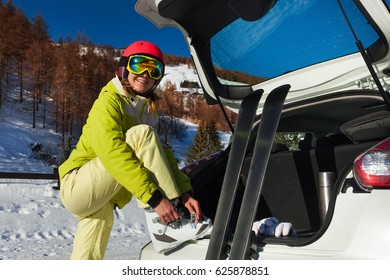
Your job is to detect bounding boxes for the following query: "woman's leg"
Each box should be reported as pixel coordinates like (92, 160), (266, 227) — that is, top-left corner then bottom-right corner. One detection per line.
(70, 201), (115, 259)
(61, 158), (125, 259)
(125, 124), (181, 207)
(60, 124), (180, 259)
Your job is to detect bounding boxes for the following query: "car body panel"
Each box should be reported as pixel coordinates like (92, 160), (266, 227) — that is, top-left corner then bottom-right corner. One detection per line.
(140, 188), (390, 260)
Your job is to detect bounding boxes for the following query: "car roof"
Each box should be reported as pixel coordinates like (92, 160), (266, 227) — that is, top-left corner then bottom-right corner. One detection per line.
(136, 0), (390, 114)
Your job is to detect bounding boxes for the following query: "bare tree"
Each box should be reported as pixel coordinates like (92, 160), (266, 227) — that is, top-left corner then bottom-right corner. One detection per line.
(26, 14), (52, 128)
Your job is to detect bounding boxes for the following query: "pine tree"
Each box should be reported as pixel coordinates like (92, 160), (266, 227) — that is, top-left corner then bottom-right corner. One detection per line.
(205, 119), (224, 154)
(185, 120), (223, 164)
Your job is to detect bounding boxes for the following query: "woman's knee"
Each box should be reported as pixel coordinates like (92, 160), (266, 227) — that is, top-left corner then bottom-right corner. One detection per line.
(127, 124), (156, 137)
(126, 125), (158, 148)
(61, 159), (121, 217)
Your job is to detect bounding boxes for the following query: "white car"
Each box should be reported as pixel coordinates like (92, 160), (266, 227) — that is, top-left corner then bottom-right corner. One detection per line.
(135, 0), (390, 260)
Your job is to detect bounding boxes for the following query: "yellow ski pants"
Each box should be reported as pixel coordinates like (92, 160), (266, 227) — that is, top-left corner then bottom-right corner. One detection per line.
(60, 124), (181, 260)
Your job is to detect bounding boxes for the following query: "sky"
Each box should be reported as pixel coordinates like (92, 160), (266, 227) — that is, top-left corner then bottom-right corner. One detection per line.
(6, 0), (191, 57)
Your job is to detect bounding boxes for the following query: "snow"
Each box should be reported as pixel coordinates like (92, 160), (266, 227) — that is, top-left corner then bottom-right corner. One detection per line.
(163, 64), (203, 94)
(0, 67), (231, 260)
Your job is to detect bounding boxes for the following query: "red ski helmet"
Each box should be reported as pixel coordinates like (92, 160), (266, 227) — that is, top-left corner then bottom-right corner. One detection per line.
(122, 41), (164, 62)
(117, 41), (164, 81)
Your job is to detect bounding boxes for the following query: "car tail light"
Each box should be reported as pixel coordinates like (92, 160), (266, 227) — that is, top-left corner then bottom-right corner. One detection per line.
(353, 137), (390, 190)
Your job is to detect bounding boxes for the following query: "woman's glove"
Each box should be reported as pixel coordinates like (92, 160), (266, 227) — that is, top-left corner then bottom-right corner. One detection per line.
(252, 217), (296, 237)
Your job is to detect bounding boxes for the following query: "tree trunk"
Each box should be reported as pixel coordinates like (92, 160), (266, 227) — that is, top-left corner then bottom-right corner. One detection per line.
(32, 91), (36, 128)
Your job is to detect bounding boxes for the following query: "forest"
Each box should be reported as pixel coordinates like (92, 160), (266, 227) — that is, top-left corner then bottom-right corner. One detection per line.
(0, 0), (237, 148)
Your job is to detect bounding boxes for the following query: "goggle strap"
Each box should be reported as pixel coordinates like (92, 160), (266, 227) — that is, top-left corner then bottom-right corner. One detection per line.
(118, 66), (128, 80)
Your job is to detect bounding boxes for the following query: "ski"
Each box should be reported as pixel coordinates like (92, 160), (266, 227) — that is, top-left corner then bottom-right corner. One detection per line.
(206, 89), (263, 260)
(229, 84), (290, 260)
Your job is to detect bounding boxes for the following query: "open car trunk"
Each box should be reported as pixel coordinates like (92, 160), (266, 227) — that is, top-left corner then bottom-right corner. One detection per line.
(136, 0), (390, 260)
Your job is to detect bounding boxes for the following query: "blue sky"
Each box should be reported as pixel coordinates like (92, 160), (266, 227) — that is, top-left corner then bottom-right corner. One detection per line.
(7, 0), (190, 57)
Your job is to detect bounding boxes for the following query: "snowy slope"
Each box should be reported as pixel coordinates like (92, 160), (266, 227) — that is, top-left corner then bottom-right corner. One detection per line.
(163, 64), (203, 94)
(0, 67), (229, 260)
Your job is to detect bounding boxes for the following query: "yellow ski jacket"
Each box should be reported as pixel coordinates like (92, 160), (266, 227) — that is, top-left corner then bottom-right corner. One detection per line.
(58, 77), (192, 208)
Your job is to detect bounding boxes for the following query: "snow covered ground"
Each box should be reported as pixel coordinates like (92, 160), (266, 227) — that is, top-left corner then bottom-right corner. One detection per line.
(0, 69), (230, 261)
(0, 179), (151, 260)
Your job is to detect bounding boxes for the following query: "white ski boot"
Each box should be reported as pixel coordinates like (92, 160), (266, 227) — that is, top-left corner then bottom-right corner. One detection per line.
(145, 203), (213, 253)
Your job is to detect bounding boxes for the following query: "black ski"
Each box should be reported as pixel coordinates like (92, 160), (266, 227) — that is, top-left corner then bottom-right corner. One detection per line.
(229, 84), (290, 260)
(206, 89), (263, 260)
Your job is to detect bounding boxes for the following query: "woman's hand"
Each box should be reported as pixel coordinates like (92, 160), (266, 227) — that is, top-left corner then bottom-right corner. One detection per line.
(180, 192), (205, 223)
(154, 197), (179, 225)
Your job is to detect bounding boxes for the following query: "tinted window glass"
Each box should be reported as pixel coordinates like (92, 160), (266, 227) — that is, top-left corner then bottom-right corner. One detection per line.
(211, 0), (381, 84)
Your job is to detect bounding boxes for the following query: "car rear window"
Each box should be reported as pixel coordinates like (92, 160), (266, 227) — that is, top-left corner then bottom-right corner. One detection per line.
(210, 0), (383, 84)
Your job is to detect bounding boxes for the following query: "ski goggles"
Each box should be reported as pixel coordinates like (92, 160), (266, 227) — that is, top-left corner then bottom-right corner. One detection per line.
(126, 55), (164, 80)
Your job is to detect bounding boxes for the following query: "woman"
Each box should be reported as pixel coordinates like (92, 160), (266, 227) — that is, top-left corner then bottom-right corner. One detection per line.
(59, 41), (212, 259)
